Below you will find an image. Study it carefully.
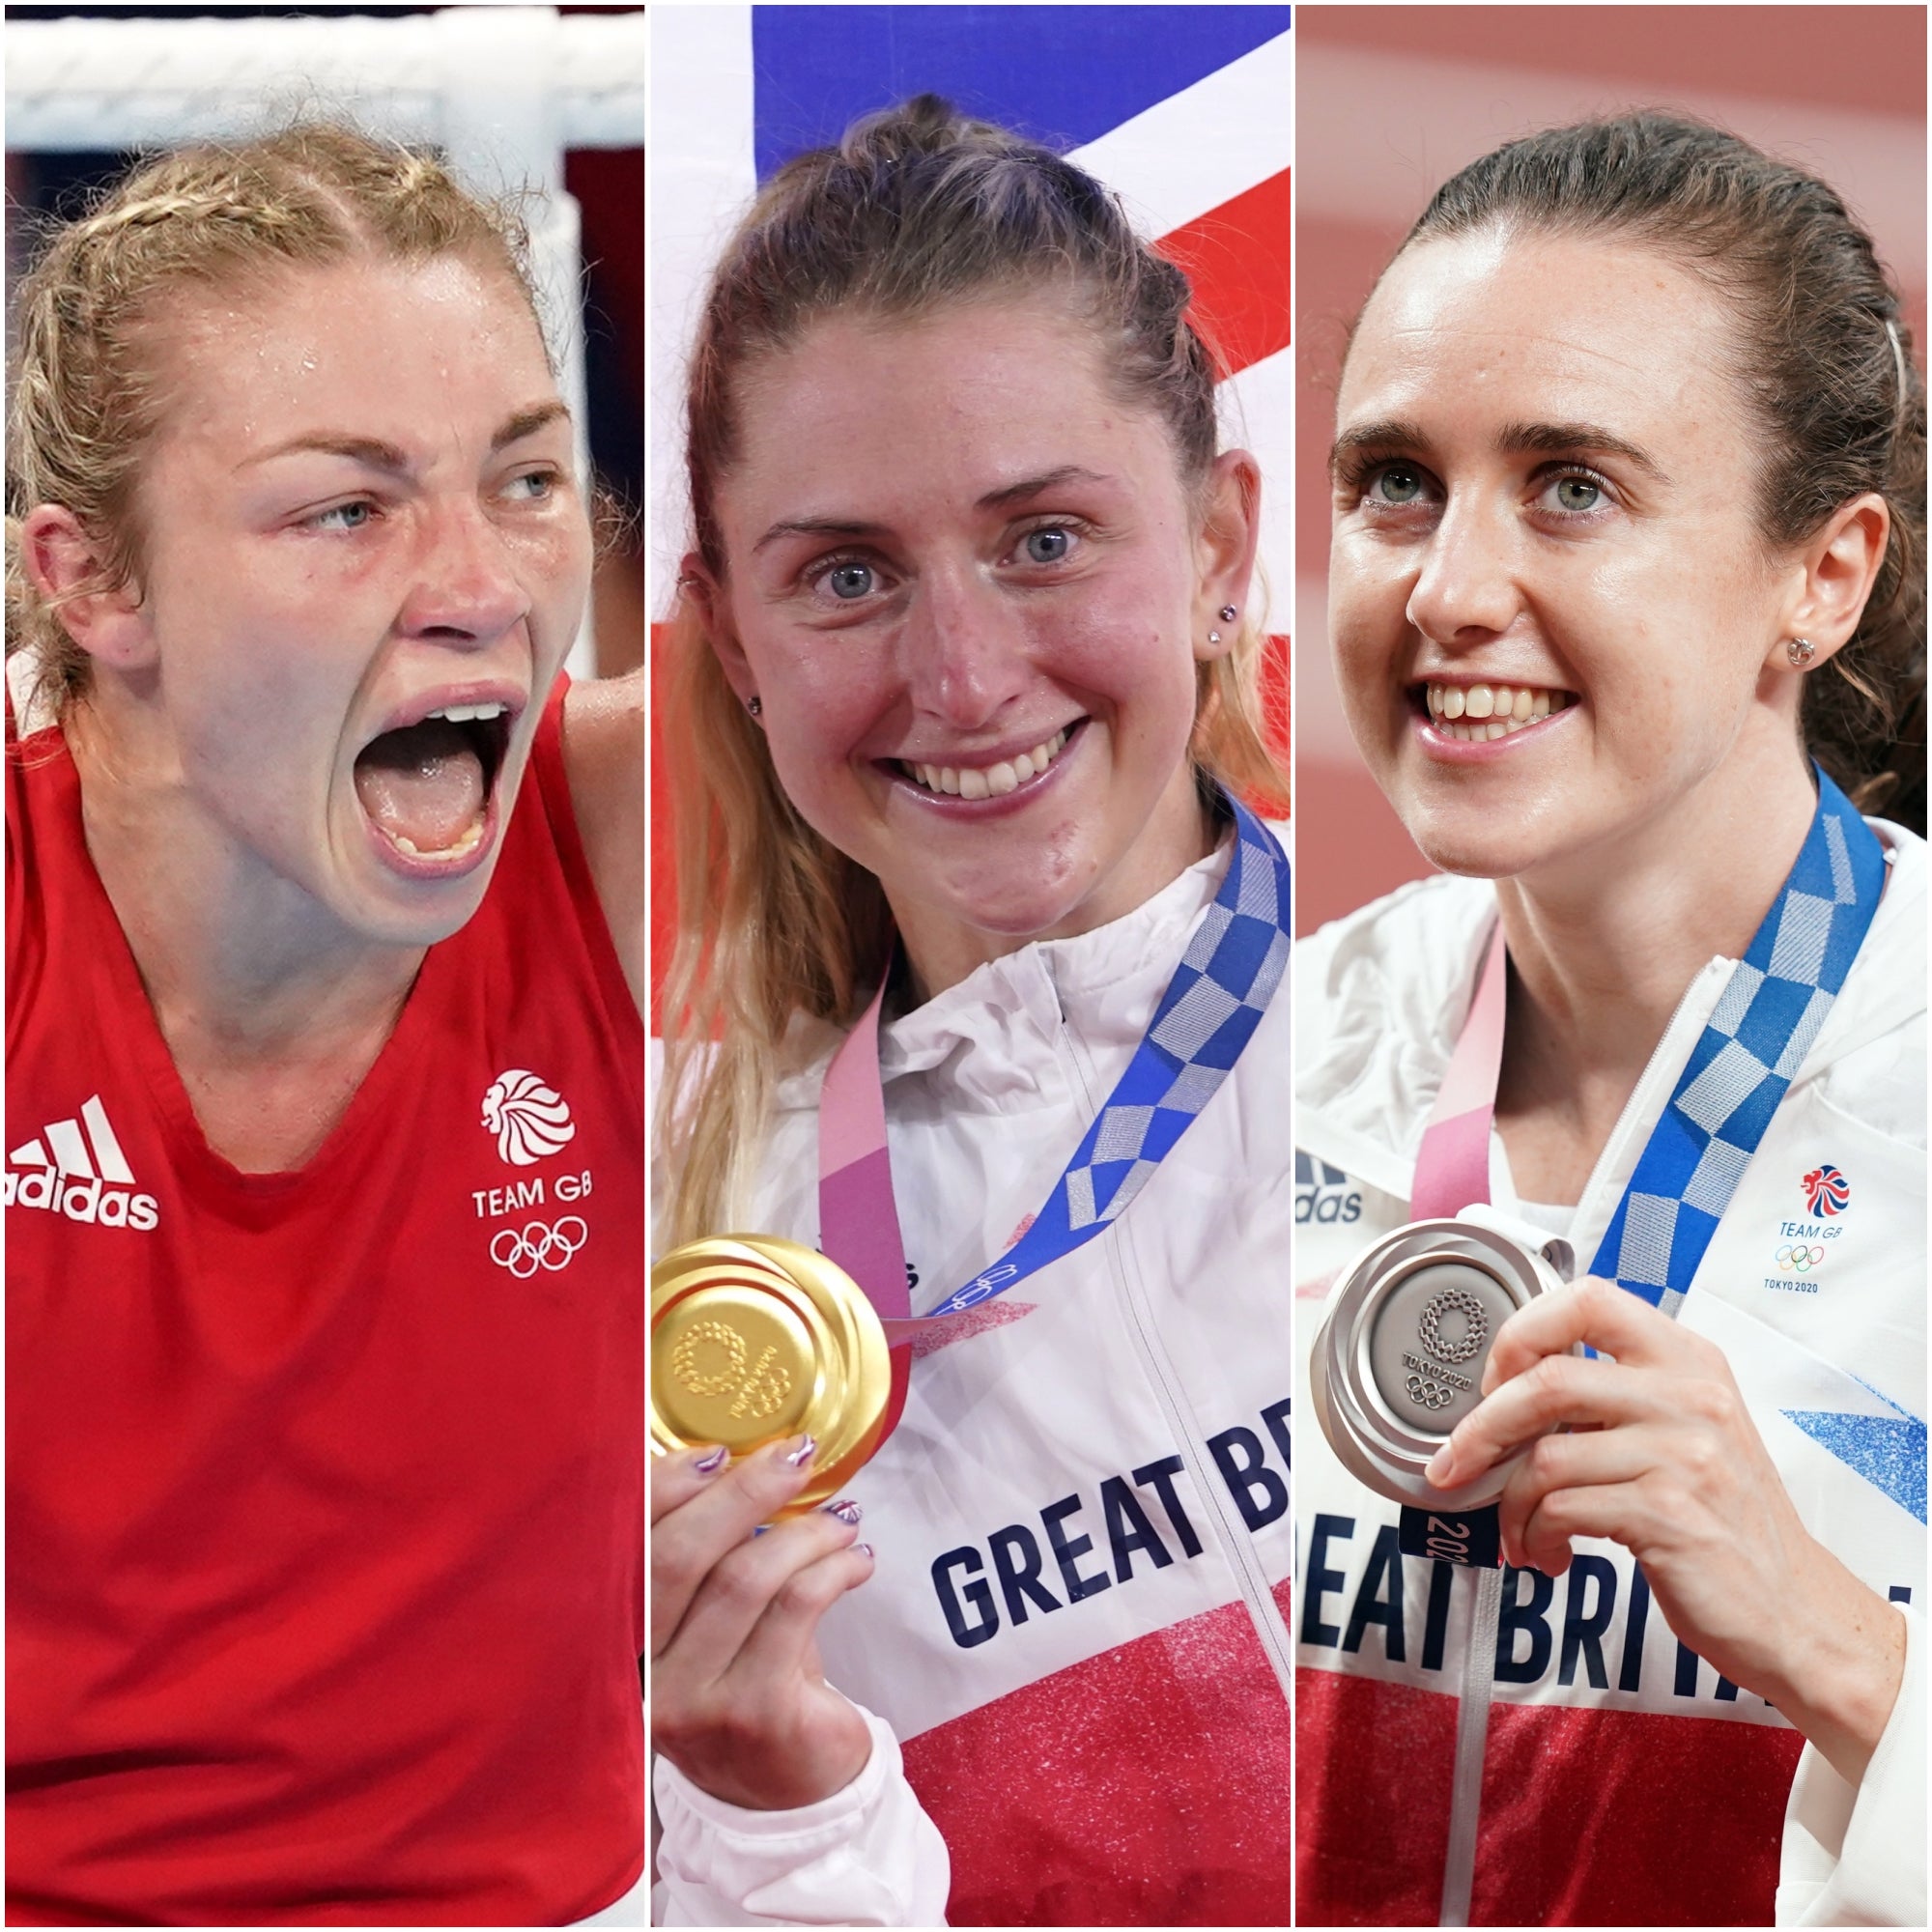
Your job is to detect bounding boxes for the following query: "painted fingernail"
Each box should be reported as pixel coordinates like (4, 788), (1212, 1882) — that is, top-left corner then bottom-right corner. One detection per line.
(693, 1445), (728, 1474)
(782, 1435), (817, 1468)
(823, 1499), (863, 1525)
(854, 1543), (874, 1559)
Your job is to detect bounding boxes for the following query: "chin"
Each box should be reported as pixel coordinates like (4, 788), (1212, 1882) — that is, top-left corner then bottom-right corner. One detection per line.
(1395, 801), (1547, 884)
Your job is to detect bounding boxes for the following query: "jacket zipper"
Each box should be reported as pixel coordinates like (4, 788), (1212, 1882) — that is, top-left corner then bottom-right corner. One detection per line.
(1054, 1000), (1296, 1706)
(1435, 951), (1737, 1920)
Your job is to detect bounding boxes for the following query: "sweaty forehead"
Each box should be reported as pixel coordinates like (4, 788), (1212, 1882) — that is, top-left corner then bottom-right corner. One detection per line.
(1341, 228), (1736, 428)
(147, 254), (554, 450)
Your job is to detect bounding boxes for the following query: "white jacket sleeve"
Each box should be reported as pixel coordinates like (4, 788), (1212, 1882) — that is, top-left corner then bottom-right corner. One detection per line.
(651, 1704), (952, 1927)
(1776, 1602), (1925, 1926)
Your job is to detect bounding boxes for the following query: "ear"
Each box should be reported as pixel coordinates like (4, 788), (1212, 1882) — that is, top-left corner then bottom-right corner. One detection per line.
(19, 505), (155, 671)
(1769, 492), (1890, 670)
(1193, 449), (1263, 663)
(678, 550), (757, 708)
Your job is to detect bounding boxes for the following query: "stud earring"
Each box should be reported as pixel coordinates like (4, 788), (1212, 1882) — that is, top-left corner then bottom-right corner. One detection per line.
(747, 696), (763, 717)
(1786, 638), (1817, 668)
(1208, 630), (1222, 645)
(1219, 605), (1238, 623)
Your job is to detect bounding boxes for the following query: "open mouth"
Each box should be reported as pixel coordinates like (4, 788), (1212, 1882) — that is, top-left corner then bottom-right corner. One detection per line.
(353, 700), (514, 865)
(894, 724), (1076, 800)
(1416, 680), (1576, 743)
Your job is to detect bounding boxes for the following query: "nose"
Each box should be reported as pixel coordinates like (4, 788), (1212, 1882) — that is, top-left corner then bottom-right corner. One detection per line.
(898, 564), (1032, 729)
(395, 500), (530, 646)
(1404, 493), (1523, 647)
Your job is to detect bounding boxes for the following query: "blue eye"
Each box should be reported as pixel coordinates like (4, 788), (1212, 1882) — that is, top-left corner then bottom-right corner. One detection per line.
(828, 561), (874, 600)
(1024, 526), (1073, 563)
(1372, 466), (1424, 504)
(506, 470), (557, 503)
(313, 500), (374, 531)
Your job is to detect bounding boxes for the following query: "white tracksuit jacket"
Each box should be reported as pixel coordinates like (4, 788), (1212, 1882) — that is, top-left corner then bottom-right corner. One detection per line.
(1293, 823), (1926, 1928)
(654, 838), (1295, 1926)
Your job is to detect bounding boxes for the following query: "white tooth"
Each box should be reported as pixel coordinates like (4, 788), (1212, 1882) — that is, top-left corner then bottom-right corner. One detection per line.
(1425, 685), (1440, 716)
(933, 768), (955, 794)
(473, 702), (505, 720)
(394, 835), (420, 855)
(1464, 685), (1494, 719)
(1492, 685), (1515, 718)
(1012, 753), (1036, 781)
(1441, 688), (1465, 720)
(958, 767), (990, 801)
(986, 762), (1018, 796)
(1032, 742), (1053, 769)
(1532, 692), (1551, 719)
(1485, 719), (1508, 740)
(1513, 687), (1534, 721)
(1053, 729), (1067, 753)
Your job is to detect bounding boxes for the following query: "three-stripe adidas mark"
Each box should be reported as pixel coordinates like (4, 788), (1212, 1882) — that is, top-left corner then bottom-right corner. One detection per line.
(4, 1095), (159, 1229)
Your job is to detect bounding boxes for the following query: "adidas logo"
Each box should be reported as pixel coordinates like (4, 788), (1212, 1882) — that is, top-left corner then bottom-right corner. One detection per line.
(1295, 1151), (1362, 1227)
(4, 1095), (159, 1230)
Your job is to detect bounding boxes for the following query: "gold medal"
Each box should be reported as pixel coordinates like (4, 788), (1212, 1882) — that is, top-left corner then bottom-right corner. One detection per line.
(650, 1236), (893, 1514)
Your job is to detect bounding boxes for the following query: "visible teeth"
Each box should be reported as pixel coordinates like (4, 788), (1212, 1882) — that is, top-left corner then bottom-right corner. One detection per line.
(1425, 683), (1569, 735)
(388, 817), (485, 861)
(426, 701), (507, 724)
(903, 726), (1070, 796)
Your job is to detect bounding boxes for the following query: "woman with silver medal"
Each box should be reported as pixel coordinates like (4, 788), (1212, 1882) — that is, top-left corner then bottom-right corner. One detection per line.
(650, 100), (1293, 1925)
(1296, 118), (1924, 1926)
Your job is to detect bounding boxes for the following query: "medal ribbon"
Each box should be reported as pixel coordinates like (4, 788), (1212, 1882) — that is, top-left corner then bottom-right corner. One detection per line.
(1398, 766), (1888, 1573)
(818, 797), (1291, 1441)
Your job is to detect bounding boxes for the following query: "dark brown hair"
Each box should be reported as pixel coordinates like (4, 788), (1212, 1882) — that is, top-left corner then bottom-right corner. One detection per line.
(1392, 113), (1926, 829)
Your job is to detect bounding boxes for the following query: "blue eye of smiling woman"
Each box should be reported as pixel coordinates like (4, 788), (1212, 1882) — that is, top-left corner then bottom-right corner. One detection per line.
(1370, 465), (1425, 505)
(827, 560), (875, 600)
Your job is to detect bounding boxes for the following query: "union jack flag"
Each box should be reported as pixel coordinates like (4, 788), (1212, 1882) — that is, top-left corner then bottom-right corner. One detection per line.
(1803, 1163), (1851, 1217)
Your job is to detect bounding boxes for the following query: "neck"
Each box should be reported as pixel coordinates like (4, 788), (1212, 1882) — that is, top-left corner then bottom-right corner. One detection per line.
(892, 769), (1221, 1003)
(66, 705), (424, 1157)
(1492, 741), (1819, 1202)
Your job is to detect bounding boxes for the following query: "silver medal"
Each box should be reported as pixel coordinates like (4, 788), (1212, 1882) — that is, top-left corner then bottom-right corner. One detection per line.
(1310, 1210), (1576, 1512)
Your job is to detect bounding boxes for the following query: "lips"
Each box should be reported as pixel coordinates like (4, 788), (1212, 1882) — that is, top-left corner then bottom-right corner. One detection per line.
(353, 691), (520, 866)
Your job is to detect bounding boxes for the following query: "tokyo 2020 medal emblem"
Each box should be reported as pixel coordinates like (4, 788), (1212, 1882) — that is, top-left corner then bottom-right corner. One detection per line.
(650, 1236), (891, 1515)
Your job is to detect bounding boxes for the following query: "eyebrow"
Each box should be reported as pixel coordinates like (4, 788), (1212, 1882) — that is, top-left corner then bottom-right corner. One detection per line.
(753, 466), (1116, 554)
(1329, 415), (1667, 484)
(238, 400), (572, 474)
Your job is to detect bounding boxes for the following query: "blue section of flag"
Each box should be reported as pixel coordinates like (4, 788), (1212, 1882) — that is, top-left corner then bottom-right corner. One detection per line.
(751, 5), (1293, 179)
(1782, 1408), (1928, 1523)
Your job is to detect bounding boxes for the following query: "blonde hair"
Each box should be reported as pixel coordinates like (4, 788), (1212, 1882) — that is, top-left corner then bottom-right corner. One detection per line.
(659, 97), (1288, 1245)
(6, 122), (543, 716)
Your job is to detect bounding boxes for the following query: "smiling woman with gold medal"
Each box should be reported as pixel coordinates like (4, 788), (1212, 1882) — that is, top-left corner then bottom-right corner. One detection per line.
(650, 98), (1294, 1927)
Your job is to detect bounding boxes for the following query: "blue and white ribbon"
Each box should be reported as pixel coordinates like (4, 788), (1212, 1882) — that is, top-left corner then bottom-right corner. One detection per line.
(929, 798), (1291, 1314)
(1591, 770), (1887, 1315)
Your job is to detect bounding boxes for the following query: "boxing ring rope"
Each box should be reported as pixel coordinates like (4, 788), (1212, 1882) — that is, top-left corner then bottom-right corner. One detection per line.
(7, 5), (647, 678)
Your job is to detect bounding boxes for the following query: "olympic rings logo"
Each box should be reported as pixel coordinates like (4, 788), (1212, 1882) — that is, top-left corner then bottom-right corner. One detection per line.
(490, 1216), (588, 1277)
(1776, 1244), (1826, 1273)
(1405, 1372), (1456, 1411)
